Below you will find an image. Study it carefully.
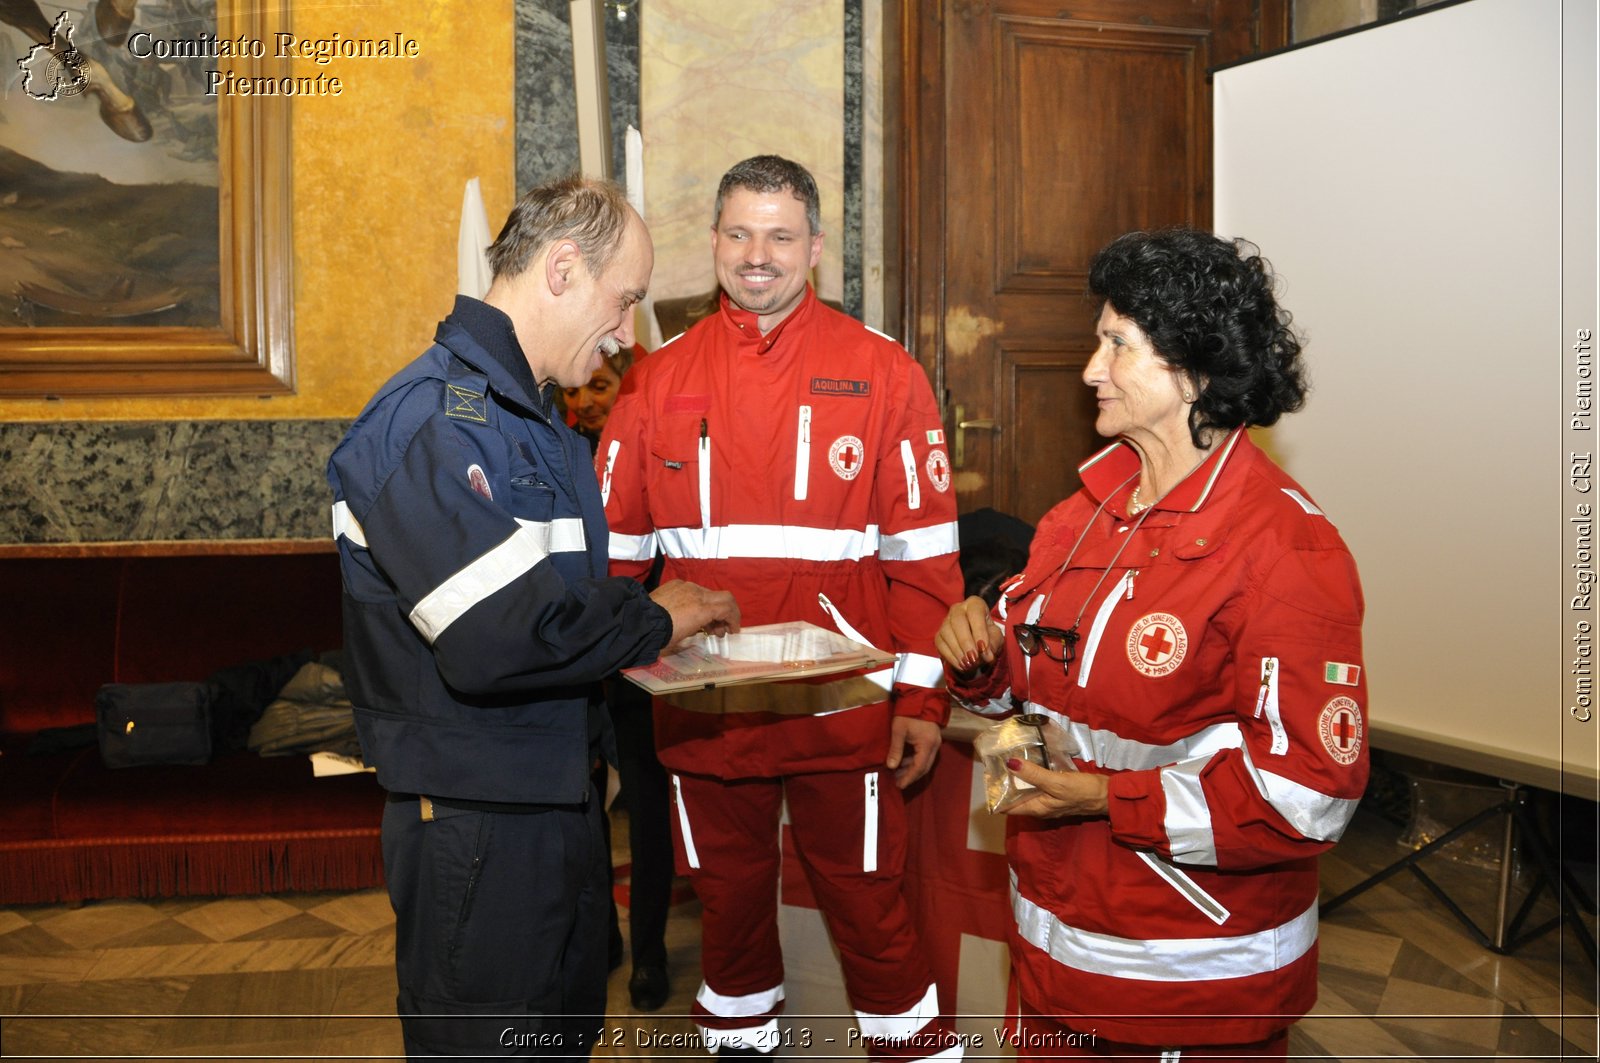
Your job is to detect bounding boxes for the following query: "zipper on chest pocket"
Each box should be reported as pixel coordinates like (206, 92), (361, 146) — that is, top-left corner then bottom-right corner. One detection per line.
(698, 418), (711, 532)
(1075, 571), (1134, 689)
(794, 406), (811, 501)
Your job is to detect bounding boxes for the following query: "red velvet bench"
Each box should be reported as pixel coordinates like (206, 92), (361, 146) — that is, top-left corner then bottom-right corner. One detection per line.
(0, 547), (385, 905)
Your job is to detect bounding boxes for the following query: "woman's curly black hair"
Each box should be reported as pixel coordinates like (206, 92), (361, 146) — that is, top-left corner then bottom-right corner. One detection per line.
(1087, 228), (1306, 448)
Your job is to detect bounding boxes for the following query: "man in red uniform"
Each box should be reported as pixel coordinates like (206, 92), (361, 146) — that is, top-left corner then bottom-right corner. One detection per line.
(599, 156), (963, 1060)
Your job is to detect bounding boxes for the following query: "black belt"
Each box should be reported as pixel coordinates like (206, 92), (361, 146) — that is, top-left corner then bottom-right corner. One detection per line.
(388, 792), (586, 819)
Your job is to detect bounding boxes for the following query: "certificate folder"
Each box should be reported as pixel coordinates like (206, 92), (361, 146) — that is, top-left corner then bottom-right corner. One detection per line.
(622, 620), (894, 696)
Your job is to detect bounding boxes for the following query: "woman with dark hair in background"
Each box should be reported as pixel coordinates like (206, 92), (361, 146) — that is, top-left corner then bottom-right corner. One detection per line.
(565, 345), (636, 451)
(936, 229), (1368, 1060)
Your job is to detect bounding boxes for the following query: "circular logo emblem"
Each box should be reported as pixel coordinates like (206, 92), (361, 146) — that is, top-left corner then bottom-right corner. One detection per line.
(52, 51), (91, 97)
(1126, 613), (1187, 677)
(829, 435), (866, 481)
(925, 447), (951, 493)
(1318, 696), (1363, 765)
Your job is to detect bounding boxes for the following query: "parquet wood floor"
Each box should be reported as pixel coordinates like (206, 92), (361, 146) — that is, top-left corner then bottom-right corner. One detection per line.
(1, 804), (1593, 1061)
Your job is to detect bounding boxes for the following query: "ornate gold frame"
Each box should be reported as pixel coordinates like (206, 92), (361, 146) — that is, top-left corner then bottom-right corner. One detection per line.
(0, 4), (293, 398)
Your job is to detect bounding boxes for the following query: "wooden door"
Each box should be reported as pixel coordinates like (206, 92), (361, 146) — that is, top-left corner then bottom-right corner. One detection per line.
(892, 0), (1284, 525)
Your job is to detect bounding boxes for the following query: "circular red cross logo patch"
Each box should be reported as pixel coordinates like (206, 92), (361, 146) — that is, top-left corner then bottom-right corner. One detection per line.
(829, 435), (865, 480)
(1319, 696), (1363, 765)
(926, 447), (951, 493)
(1125, 613), (1187, 677)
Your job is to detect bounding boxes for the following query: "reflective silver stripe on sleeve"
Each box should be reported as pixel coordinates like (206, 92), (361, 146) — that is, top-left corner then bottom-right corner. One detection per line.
(880, 520), (960, 562)
(900, 438), (922, 511)
(1246, 757), (1361, 842)
(1024, 699), (1357, 849)
(608, 530), (658, 563)
(1012, 872), (1317, 982)
(408, 517), (586, 644)
(1160, 757), (1219, 865)
(331, 500), (367, 547)
(893, 651), (946, 690)
(1017, 701), (1243, 771)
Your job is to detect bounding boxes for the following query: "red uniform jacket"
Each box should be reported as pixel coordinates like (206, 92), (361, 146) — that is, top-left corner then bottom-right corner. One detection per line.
(952, 430), (1369, 1045)
(600, 289), (963, 778)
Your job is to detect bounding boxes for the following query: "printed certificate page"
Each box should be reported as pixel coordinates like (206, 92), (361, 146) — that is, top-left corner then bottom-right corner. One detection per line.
(622, 621), (894, 695)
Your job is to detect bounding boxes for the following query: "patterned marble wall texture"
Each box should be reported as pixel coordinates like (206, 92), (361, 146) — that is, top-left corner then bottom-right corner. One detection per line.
(0, 421), (348, 543)
(638, 0), (846, 311)
(515, 0), (642, 189)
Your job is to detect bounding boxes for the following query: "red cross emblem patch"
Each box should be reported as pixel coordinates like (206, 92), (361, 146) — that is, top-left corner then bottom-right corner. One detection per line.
(1318, 696), (1363, 765)
(829, 435), (865, 480)
(1125, 613), (1187, 677)
(926, 447), (951, 493)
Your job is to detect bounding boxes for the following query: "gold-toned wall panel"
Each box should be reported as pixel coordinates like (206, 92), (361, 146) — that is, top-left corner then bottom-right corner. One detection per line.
(0, 1), (516, 422)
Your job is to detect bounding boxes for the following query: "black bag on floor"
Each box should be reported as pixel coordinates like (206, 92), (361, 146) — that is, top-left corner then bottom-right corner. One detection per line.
(95, 682), (214, 768)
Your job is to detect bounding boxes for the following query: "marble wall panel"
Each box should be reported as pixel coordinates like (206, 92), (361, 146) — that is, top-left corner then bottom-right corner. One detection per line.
(515, 0), (642, 189)
(861, 0), (885, 333)
(639, 0), (845, 309)
(0, 421), (348, 543)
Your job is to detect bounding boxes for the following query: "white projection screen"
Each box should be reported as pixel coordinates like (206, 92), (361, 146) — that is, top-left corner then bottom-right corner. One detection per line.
(1214, 0), (1598, 795)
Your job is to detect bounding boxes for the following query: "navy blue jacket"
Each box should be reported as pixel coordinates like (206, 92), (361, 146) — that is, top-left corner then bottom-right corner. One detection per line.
(327, 297), (671, 804)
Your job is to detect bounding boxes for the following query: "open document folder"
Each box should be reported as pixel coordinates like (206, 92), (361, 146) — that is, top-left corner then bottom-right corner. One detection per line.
(621, 620), (895, 696)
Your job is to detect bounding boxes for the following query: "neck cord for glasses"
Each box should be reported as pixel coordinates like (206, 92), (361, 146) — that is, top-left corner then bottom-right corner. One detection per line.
(1018, 447), (1217, 698)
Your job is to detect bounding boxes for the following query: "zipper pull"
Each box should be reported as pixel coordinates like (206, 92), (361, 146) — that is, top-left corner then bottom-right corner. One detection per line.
(700, 418), (708, 442)
(1253, 658), (1276, 718)
(1125, 571), (1137, 600)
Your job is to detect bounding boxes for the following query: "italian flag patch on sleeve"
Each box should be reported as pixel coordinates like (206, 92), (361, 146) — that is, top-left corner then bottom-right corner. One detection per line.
(1324, 662), (1361, 686)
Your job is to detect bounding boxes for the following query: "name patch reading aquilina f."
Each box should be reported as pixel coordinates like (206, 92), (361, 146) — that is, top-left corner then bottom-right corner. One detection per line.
(811, 377), (871, 396)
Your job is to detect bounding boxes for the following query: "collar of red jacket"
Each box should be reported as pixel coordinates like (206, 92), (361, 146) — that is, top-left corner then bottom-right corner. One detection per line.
(715, 284), (818, 353)
(1077, 427), (1249, 515)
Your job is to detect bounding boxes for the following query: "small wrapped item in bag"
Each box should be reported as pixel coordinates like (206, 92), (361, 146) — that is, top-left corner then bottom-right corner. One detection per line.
(973, 713), (1078, 813)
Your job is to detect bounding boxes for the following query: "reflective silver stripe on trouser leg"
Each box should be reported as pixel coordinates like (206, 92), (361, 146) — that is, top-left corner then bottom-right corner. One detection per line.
(672, 774), (700, 869)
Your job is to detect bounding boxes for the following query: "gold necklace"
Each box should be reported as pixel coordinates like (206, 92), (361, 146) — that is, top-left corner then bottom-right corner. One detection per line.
(1128, 484), (1149, 515)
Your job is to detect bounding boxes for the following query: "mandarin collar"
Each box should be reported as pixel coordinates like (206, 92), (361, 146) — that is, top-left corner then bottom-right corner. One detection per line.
(1078, 428), (1248, 515)
(717, 285), (817, 354)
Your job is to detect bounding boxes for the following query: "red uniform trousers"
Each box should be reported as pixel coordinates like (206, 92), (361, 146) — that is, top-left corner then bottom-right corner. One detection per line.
(672, 768), (958, 1061)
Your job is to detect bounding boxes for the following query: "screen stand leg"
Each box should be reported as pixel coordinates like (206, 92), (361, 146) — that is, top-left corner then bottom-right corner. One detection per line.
(1320, 782), (1596, 964)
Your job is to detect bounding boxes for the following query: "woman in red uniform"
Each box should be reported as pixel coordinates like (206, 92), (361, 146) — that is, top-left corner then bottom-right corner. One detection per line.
(936, 229), (1368, 1061)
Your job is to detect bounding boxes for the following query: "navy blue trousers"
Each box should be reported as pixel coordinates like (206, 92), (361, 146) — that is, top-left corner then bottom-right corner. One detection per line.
(382, 793), (609, 1060)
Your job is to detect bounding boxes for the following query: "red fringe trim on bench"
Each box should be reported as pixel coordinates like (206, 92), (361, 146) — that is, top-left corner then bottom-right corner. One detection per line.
(0, 829), (384, 905)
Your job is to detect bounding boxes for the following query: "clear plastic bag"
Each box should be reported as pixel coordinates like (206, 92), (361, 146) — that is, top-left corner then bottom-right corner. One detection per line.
(972, 713), (1078, 813)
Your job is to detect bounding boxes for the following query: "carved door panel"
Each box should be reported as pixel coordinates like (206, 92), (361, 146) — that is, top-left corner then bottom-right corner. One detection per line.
(899, 0), (1280, 525)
